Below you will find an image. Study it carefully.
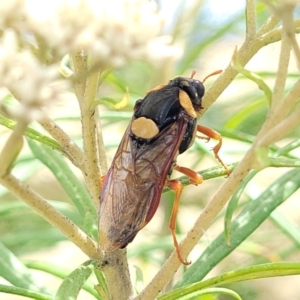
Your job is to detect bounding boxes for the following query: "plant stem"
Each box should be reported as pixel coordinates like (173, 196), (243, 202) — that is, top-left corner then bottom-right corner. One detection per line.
(99, 250), (133, 300)
(96, 109), (108, 177)
(271, 23), (291, 110)
(70, 52), (133, 299)
(70, 52), (101, 209)
(39, 116), (84, 169)
(246, 0), (257, 38)
(258, 107), (300, 148)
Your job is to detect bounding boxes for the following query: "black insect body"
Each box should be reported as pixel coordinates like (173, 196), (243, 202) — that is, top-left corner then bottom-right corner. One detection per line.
(99, 73), (227, 265)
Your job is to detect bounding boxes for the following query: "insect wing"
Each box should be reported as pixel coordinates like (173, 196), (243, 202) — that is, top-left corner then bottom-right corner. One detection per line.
(99, 116), (189, 251)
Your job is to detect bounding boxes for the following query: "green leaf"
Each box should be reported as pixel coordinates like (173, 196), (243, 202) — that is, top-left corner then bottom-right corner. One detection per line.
(94, 265), (110, 300)
(24, 260), (100, 299)
(174, 168), (300, 287)
(0, 114), (63, 152)
(0, 284), (52, 300)
(218, 128), (255, 144)
(54, 260), (94, 300)
(231, 47), (272, 106)
(0, 242), (49, 293)
(27, 139), (98, 240)
(224, 171), (257, 245)
(273, 138), (300, 157)
(161, 287), (242, 300)
(224, 98), (267, 131)
(161, 262), (300, 300)
(174, 163), (237, 188)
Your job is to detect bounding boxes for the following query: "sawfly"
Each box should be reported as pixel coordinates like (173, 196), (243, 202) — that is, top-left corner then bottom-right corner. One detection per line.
(99, 71), (228, 265)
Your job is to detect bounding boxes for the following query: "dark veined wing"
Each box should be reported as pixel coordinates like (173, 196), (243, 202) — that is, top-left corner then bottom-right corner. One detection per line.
(99, 113), (189, 251)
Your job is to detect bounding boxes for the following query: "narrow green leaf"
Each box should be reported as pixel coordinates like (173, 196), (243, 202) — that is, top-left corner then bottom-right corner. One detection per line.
(164, 287), (242, 300)
(94, 264), (110, 300)
(224, 171), (257, 245)
(24, 261), (100, 299)
(268, 157), (300, 168)
(175, 163), (237, 188)
(273, 138), (300, 157)
(28, 139), (98, 240)
(175, 168), (300, 287)
(161, 262), (300, 300)
(54, 260), (94, 300)
(0, 242), (49, 293)
(172, 158), (299, 195)
(0, 284), (52, 300)
(217, 128), (255, 144)
(231, 47), (272, 106)
(225, 99), (266, 130)
(0, 114), (63, 152)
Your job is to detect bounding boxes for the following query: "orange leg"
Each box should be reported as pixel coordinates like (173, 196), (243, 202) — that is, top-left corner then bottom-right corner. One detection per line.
(167, 179), (190, 265)
(173, 164), (203, 185)
(166, 165), (203, 265)
(197, 125), (230, 176)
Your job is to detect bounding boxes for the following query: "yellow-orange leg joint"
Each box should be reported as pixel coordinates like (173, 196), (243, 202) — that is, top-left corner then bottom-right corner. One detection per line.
(196, 125), (230, 176)
(173, 164), (203, 185)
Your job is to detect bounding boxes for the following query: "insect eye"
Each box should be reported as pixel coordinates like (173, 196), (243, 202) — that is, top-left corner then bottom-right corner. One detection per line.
(169, 77), (205, 107)
(194, 81), (205, 102)
(187, 81), (204, 107)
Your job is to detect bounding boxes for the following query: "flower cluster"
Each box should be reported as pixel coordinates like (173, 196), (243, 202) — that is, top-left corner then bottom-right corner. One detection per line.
(0, 0), (180, 121)
(0, 0), (179, 67)
(0, 30), (68, 122)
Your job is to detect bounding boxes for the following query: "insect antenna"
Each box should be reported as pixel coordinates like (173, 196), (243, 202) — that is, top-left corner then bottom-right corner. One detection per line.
(190, 69), (222, 82)
(190, 70), (197, 79)
(202, 69), (222, 83)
